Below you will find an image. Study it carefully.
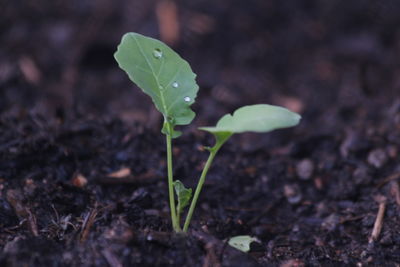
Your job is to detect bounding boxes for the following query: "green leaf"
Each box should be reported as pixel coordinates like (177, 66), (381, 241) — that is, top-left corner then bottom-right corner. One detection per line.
(161, 121), (182, 138)
(199, 104), (301, 134)
(173, 180), (192, 215)
(114, 32), (199, 132)
(228, 235), (260, 253)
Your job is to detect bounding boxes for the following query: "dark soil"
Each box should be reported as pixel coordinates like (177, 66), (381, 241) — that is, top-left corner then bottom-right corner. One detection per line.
(1, 0), (400, 266)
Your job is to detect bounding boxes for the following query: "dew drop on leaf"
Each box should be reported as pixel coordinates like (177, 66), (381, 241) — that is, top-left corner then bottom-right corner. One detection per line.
(172, 82), (179, 88)
(184, 96), (191, 102)
(153, 48), (162, 59)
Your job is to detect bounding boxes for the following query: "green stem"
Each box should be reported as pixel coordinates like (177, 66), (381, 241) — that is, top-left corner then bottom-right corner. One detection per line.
(166, 124), (180, 232)
(176, 205), (180, 226)
(183, 145), (222, 232)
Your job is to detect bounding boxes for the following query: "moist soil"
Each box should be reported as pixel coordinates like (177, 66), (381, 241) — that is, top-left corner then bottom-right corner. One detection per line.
(1, 1), (400, 266)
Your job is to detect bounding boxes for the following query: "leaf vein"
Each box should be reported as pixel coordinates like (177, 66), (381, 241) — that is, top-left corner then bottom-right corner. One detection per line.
(131, 34), (167, 112)
(165, 63), (184, 89)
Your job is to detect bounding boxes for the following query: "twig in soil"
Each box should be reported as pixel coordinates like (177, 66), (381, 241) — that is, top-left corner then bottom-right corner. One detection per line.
(51, 204), (60, 223)
(107, 168), (131, 178)
(368, 195), (387, 243)
(376, 172), (400, 188)
(101, 249), (122, 267)
(2, 219), (27, 234)
(389, 180), (400, 207)
(98, 170), (161, 185)
(26, 208), (39, 237)
(45, 205), (78, 238)
(80, 206), (99, 242)
(18, 56), (41, 85)
(339, 214), (365, 224)
(6, 189), (39, 236)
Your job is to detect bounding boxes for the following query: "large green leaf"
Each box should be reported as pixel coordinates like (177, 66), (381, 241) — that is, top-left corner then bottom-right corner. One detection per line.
(114, 33), (199, 132)
(199, 104), (301, 135)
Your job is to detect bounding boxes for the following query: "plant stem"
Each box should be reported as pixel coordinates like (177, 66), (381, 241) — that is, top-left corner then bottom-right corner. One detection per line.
(176, 204), (180, 227)
(166, 124), (180, 232)
(183, 146), (221, 232)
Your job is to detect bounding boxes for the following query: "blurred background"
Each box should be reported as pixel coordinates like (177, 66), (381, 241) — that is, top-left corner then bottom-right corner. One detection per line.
(2, 2), (400, 264)
(1, 0), (400, 133)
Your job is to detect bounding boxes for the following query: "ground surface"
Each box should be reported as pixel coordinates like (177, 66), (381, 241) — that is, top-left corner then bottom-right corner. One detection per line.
(1, 0), (400, 266)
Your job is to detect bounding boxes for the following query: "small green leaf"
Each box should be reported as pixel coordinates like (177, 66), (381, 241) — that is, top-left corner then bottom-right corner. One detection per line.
(228, 235), (260, 253)
(162, 121), (182, 138)
(114, 33), (199, 133)
(173, 180), (192, 215)
(199, 104), (301, 135)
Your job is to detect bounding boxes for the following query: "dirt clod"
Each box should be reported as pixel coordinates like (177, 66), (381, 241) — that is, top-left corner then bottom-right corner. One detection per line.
(296, 159), (314, 180)
(367, 148), (388, 168)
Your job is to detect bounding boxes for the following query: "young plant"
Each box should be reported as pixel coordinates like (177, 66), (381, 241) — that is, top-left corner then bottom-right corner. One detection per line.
(115, 33), (198, 232)
(114, 33), (301, 233)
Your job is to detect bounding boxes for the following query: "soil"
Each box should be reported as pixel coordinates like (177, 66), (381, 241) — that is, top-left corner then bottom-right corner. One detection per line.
(1, 0), (400, 266)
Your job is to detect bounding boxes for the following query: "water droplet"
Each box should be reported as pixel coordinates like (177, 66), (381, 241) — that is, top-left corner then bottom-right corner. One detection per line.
(159, 85), (164, 90)
(153, 48), (162, 59)
(172, 82), (179, 88)
(184, 96), (191, 102)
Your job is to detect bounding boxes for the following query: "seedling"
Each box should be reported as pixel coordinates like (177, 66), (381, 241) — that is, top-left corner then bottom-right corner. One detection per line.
(114, 33), (301, 233)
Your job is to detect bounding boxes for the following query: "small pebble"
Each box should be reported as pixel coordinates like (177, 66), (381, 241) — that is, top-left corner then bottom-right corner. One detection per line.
(314, 177), (323, 190)
(284, 184), (302, 204)
(316, 202), (329, 217)
(321, 213), (339, 231)
(352, 165), (372, 185)
(367, 148), (388, 168)
(292, 224), (300, 232)
(24, 178), (36, 195)
(296, 159), (314, 180)
(360, 250), (368, 258)
(71, 174), (87, 188)
(63, 252), (74, 262)
(386, 145), (397, 158)
(129, 188), (152, 208)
